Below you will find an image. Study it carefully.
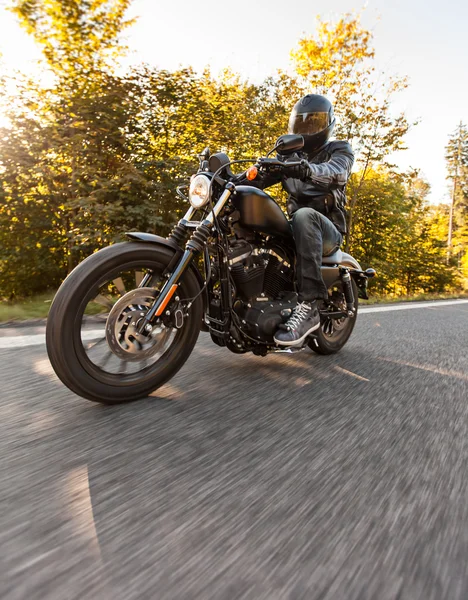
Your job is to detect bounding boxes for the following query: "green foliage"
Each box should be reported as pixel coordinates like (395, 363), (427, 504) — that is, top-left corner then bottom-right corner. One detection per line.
(290, 13), (413, 250)
(0, 3), (462, 300)
(350, 169), (458, 295)
(445, 122), (468, 252)
(10, 0), (134, 80)
(461, 250), (468, 289)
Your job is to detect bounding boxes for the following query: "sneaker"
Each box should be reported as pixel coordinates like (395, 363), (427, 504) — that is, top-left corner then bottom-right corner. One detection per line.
(273, 301), (320, 347)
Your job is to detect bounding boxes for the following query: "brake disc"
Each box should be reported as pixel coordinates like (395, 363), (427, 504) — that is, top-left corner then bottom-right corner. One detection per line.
(105, 287), (172, 361)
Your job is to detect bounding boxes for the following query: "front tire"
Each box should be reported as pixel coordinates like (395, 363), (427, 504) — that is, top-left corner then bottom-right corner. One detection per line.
(46, 242), (203, 404)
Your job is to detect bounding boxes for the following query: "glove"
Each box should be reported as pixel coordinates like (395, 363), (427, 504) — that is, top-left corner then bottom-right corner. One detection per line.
(282, 158), (311, 181)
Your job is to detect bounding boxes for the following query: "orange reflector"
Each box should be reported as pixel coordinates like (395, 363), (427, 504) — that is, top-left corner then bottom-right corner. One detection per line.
(155, 284), (178, 317)
(246, 166), (258, 181)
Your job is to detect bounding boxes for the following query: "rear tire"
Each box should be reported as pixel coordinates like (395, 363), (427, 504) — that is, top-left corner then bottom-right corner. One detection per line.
(309, 279), (358, 355)
(46, 242), (203, 404)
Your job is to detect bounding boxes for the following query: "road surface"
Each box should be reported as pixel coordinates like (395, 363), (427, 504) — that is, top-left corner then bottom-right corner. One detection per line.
(1, 300), (468, 599)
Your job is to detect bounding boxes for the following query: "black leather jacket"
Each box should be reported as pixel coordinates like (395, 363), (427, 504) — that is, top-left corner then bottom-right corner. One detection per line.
(246, 140), (354, 234)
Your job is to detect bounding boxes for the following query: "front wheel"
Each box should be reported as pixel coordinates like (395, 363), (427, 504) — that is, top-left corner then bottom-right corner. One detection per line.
(46, 242), (203, 404)
(308, 279), (358, 355)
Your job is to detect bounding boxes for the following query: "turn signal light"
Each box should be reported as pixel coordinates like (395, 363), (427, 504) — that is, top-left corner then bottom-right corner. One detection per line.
(246, 166), (258, 181)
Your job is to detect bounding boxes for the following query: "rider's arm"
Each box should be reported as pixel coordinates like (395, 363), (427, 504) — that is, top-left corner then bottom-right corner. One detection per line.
(235, 170), (282, 190)
(304, 142), (354, 189)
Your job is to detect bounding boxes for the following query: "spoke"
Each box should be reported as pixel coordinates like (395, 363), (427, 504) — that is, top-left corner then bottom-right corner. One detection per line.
(149, 274), (162, 288)
(118, 360), (128, 374)
(94, 313), (109, 322)
(98, 349), (113, 368)
(93, 294), (113, 309)
(86, 336), (107, 351)
(113, 277), (126, 296)
(135, 270), (144, 286)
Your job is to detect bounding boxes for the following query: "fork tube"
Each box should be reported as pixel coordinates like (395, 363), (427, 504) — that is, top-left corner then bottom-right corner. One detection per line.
(143, 250), (194, 323)
(182, 206), (196, 221)
(142, 184), (234, 327)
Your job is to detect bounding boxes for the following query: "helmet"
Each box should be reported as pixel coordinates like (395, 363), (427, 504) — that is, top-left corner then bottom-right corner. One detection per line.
(288, 94), (335, 154)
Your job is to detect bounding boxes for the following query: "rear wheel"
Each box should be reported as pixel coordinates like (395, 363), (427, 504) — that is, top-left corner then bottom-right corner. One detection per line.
(309, 279), (358, 355)
(46, 242), (203, 404)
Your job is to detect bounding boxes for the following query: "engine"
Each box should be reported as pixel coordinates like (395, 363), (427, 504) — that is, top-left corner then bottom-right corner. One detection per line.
(227, 239), (296, 344)
(228, 239), (293, 301)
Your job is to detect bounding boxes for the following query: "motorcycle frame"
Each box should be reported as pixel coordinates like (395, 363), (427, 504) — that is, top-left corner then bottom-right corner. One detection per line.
(131, 180), (372, 343)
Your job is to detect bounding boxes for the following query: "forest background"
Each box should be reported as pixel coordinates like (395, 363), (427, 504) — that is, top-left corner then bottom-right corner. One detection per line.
(0, 0), (467, 304)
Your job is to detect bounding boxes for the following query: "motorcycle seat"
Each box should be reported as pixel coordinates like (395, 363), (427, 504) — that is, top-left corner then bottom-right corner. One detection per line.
(322, 249), (343, 264)
(322, 250), (362, 270)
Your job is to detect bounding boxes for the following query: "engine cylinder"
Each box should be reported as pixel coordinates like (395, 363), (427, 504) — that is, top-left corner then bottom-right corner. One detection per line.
(230, 263), (264, 299)
(263, 255), (292, 298)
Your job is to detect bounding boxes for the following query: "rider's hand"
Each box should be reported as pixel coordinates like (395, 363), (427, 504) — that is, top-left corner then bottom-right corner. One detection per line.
(282, 157), (311, 181)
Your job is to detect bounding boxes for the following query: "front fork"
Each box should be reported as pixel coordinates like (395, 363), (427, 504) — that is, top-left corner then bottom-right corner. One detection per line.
(139, 183), (235, 332)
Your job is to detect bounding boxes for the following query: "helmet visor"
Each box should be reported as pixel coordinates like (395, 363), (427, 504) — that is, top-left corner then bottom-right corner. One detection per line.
(288, 111), (329, 135)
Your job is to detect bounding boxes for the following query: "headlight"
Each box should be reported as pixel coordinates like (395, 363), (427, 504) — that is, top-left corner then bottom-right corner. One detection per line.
(189, 174), (211, 209)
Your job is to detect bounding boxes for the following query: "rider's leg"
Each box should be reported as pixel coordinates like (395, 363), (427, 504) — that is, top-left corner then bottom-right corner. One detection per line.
(293, 207), (342, 302)
(274, 207), (342, 346)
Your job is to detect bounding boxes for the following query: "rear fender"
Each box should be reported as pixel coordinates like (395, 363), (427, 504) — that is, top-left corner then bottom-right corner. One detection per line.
(321, 264), (369, 300)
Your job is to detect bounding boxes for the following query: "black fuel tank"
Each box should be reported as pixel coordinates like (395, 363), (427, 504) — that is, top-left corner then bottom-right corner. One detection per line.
(232, 186), (292, 238)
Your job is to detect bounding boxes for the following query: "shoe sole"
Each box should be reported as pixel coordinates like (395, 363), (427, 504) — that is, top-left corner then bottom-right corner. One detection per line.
(273, 322), (321, 347)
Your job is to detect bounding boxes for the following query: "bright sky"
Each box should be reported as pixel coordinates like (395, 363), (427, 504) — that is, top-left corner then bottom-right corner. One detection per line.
(0, 0), (467, 204)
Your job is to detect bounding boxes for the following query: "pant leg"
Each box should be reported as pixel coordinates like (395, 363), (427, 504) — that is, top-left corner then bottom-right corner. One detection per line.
(291, 207), (343, 302)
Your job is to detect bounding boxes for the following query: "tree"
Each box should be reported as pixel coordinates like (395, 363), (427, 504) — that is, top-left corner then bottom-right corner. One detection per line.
(350, 168), (457, 295)
(0, 4), (460, 301)
(445, 122), (468, 255)
(290, 13), (412, 251)
(10, 0), (133, 82)
(461, 250), (468, 289)
(0, 56), (294, 296)
(0, 1), (151, 296)
(125, 66), (293, 229)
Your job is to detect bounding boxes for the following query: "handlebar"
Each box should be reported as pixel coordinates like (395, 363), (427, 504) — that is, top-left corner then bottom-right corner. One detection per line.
(228, 157), (306, 185)
(255, 157), (305, 169)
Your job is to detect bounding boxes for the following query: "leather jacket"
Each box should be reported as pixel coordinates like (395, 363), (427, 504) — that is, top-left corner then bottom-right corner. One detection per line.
(246, 140), (354, 235)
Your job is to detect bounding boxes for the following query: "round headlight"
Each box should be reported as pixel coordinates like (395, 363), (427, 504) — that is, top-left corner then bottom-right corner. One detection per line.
(189, 174), (211, 209)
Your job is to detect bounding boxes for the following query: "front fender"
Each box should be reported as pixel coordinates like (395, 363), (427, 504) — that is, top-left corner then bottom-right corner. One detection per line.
(126, 232), (182, 252)
(125, 231), (208, 318)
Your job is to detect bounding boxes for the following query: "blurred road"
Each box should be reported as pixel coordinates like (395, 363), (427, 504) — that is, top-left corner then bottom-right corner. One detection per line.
(2, 300), (468, 599)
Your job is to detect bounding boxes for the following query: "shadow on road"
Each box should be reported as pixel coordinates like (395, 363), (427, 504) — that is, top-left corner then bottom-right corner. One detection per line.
(3, 330), (468, 598)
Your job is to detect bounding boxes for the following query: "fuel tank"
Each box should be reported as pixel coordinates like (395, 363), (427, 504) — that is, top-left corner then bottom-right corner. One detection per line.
(232, 186), (292, 238)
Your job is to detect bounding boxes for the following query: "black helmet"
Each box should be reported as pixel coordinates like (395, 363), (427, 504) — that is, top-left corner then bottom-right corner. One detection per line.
(288, 94), (335, 154)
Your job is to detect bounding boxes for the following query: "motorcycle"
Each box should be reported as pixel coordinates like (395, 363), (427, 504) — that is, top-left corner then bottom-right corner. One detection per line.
(46, 134), (375, 403)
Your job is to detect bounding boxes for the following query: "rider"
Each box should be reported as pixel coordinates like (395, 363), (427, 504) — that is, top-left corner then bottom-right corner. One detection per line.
(250, 94), (354, 346)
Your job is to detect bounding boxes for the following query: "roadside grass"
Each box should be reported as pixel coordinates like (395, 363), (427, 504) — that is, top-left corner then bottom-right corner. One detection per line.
(0, 292), (55, 322)
(1, 289), (468, 323)
(361, 291), (468, 305)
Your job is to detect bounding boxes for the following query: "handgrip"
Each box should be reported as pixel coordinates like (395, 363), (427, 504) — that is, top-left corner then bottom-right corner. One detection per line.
(257, 158), (303, 169)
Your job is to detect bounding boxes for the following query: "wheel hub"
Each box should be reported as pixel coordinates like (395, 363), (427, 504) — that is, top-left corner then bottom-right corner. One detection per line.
(105, 288), (171, 361)
(323, 290), (348, 336)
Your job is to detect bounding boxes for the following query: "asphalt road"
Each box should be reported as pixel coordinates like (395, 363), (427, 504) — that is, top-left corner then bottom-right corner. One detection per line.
(1, 300), (468, 600)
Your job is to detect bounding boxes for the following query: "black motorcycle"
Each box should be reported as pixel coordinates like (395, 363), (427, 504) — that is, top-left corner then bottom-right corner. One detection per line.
(46, 135), (375, 403)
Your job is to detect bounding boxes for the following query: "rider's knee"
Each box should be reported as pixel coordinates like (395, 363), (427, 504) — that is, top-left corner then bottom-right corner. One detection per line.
(292, 207), (321, 229)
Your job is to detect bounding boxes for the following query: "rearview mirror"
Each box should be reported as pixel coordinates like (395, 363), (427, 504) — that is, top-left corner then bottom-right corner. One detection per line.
(275, 134), (304, 154)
